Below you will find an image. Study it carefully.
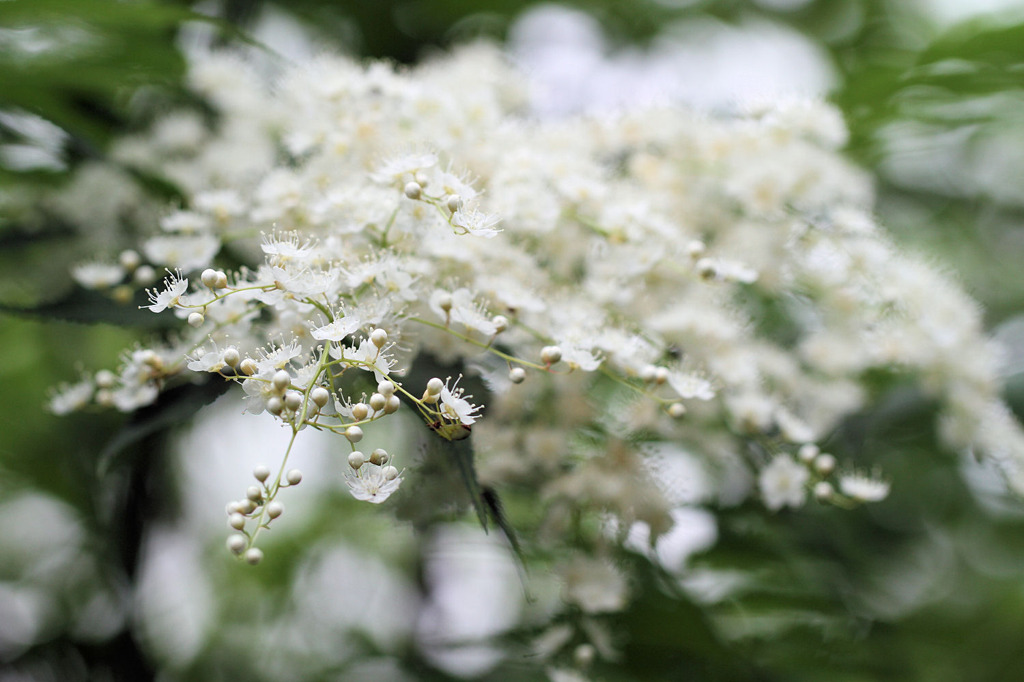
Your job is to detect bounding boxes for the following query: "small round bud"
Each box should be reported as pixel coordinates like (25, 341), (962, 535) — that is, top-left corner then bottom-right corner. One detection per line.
(229, 513), (246, 530)
(426, 377), (444, 396)
(134, 265), (156, 285)
(201, 269), (219, 289)
(112, 285), (133, 303)
(253, 465), (271, 482)
(246, 486), (262, 503)
(311, 386), (330, 408)
(266, 502), (284, 519)
(239, 499), (257, 514)
(798, 443), (820, 463)
(239, 358), (258, 376)
(345, 425), (364, 443)
(370, 448), (388, 465)
(640, 365), (658, 383)
(686, 240), (706, 259)
(348, 451), (365, 469)
(226, 501), (243, 515)
(437, 293), (453, 312)
(226, 534), (246, 554)
(370, 328), (388, 348)
(266, 396), (284, 415)
(574, 643), (596, 669)
(272, 370), (291, 392)
(118, 249), (141, 271)
(654, 367), (669, 385)
(814, 453), (836, 475)
(509, 367), (526, 384)
(414, 170), (429, 187)
(244, 547), (263, 565)
(540, 346), (562, 365)
(382, 465), (399, 481)
(187, 312), (205, 327)
(214, 271), (229, 289)
(446, 194), (462, 213)
(492, 315), (508, 333)
(814, 481), (834, 500)
(352, 403), (369, 421)
(286, 469), (302, 486)
(696, 258), (717, 280)
(385, 395), (401, 413)
(369, 393), (386, 412)
(377, 380), (395, 397)
(223, 348), (241, 368)
(95, 369), (117, 389)
(668, 402), (687, 418)
(284, 390), (303, 411)
(403, 181), (422, 200)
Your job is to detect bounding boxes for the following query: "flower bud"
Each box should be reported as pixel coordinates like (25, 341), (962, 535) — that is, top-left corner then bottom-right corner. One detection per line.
(272, 370), (291, 392)
(244, 547), (263, 565)
(239, 358), (258, 375)
(426, 377), (444, 395)
(446, 194), (462, 213)
(201, 269), (219, 289)
(311, 386), (330, 408)
(378, 380), (395, 397)
(253, 465), (271, 482)
(352, 403), (369, 421)
(492, 315), (508, 333)
(370, 328), (388, 348)
(798, 443), (820, 463)
(369, 393), (386, 412)
(370, 448), (388, 465)
(284, 390), (302, 411)
(119, 249), (141, 271)
(437, 293), (453, 312)
(404, 181), (422, 200)
(229, 513), (246, 530)
(668, 402), (687, 418)
(266, 502), (284, 519)
(540, 346), (562, 365)
(246, 486), (262, 502)
(383, 465), (399, 481)
(266, 396), (284, 415)
(509, 367), (526, 384)
(814, 481), (834, 500)
(286, 469), (303, 485)
(223, 348), (241, 368)
(814, 453), (836, 475)
(226, 534), (246, 554)
(345, 425), (364, 443)
(385, 395), (401, 413)
(348, 451), (365, 469)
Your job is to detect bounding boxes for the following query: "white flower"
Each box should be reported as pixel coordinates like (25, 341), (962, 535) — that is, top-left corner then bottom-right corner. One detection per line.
(71, 261), (124, 289)
(346, 466), (402, 503)
(667, 371), (715, 401)
(439, 377), (482, 426)
(838, 473), (890, 502)
(143, 271), (188, 313)
(334, 338), (395, 382)
(311, 314), (362, 342)
(451, 208), (501, 238)
(142, 234), (220, 271)
(759, 455), (809, 511)
(49, 380), (94, 415)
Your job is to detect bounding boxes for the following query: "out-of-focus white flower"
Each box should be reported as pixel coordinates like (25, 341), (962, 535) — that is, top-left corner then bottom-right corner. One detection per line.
(759, 455), (809, 511)
(839, 473), (890, 502)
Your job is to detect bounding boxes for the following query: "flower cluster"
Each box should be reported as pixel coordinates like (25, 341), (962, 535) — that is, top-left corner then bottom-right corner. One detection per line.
(47, 41), (1024, 669)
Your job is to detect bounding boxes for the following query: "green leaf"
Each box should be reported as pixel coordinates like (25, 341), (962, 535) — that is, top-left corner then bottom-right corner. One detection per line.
(0, 286), (177, 328)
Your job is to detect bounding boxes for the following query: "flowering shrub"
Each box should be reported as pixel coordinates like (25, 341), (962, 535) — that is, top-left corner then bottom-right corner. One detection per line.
(47, 42), (1024, 676)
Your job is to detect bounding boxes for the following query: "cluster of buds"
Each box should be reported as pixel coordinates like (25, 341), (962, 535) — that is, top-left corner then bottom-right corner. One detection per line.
(225, 466), (303, 564)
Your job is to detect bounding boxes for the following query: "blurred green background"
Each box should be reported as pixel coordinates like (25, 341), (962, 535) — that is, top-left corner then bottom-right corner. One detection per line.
(4, 1), (1024, 680)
